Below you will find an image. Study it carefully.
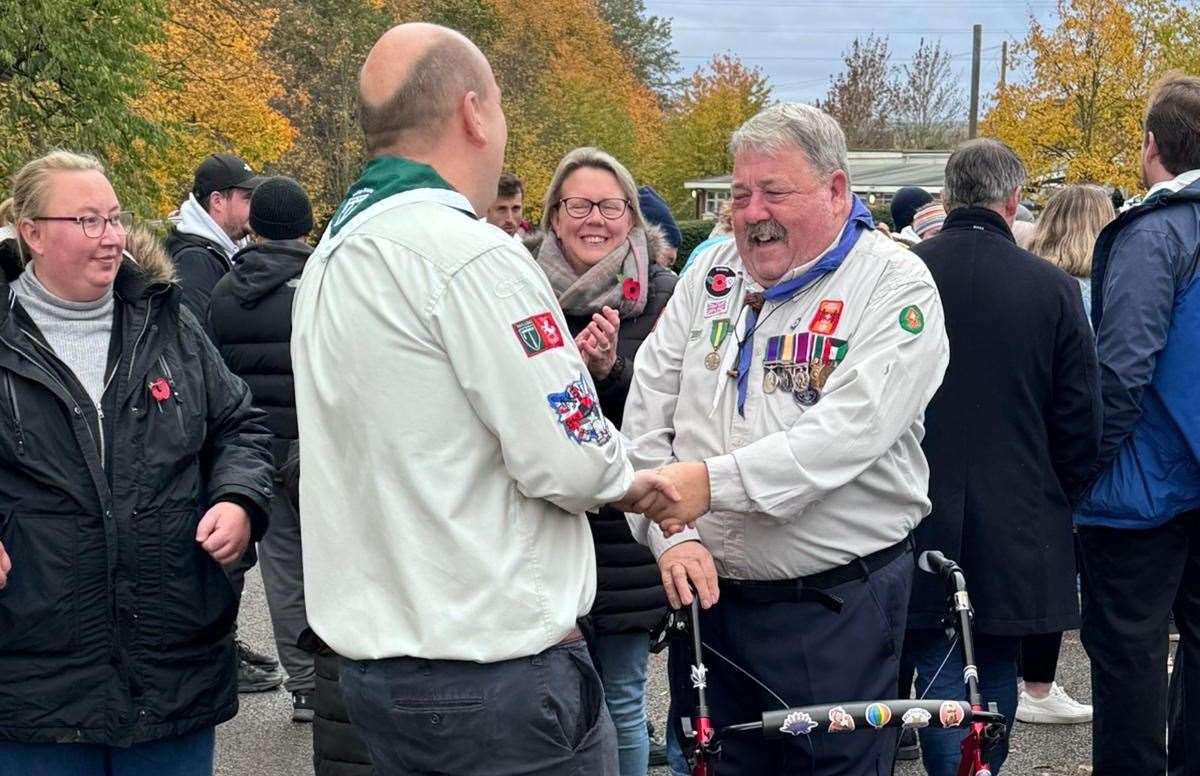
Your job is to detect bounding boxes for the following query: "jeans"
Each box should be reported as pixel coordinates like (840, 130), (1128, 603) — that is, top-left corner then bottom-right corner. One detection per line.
(666, 722), (688, 775)
(339, 639), (617, 775)
(1079, 512), (1200, 776)
(907, 629), (1018, 776)
(590, 632), (650, 776)
(0, 727), (214, 776)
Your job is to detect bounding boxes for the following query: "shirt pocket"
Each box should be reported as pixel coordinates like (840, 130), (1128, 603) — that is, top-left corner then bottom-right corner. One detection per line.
(0, 510), (80, 654)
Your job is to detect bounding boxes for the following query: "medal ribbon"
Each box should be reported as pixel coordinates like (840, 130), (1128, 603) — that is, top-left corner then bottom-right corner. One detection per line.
(734, 196), (873, 416)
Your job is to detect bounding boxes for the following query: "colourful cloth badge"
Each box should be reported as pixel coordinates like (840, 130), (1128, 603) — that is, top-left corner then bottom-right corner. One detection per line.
(808, 299), (844, 335)
(899, 304), (925, 334)
(704, 266), (735, 298)
(547, 375), (610, 445)
(512, 312), (564, 357)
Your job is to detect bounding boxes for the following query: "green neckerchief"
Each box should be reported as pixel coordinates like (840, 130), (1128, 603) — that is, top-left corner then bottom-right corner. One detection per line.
(328, 155), (456, 236)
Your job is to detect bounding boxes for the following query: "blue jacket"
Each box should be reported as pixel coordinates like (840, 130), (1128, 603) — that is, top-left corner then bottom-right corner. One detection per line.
(1076, 179), (1200, 528)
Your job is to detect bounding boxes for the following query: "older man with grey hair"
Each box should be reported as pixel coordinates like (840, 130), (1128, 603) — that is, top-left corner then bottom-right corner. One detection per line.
(623, 103), (949, 774)
(904, 138), (1100, 776)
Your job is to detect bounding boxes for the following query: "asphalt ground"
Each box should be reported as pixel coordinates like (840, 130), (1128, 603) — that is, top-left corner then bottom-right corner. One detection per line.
(218, 567), (1151, 776)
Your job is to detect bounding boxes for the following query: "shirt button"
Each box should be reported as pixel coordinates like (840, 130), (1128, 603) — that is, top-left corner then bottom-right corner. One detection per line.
(430, 713), (442, 725)
(73, 406), (82, 416)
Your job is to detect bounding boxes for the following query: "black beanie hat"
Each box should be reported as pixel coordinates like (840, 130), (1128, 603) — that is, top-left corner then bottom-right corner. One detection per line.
(890, 186), (934, 231)
(250, 176), (314, 241)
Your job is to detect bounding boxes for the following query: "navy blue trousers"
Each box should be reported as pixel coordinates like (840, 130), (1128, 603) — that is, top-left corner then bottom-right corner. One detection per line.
(668, 548), (912, 776)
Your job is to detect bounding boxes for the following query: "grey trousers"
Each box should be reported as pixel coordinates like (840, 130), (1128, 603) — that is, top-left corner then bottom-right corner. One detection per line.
(228, 485), (314, 693)
(339, 640), (618, 776)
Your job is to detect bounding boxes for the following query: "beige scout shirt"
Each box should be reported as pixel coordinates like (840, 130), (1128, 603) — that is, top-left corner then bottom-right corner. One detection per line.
(292, 188), (633, 662)
(625, 227), (949, 580)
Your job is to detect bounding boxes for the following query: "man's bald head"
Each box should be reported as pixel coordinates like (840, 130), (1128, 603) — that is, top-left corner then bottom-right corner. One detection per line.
(358, 24), (493, 156)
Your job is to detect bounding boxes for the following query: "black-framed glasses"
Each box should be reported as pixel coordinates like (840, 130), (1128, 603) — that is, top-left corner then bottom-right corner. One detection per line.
(558, 197), (629, 220)
(33, 211), (133, 238)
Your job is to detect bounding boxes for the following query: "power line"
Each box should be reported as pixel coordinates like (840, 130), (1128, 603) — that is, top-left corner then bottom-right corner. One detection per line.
(676, 44), (1002, 63)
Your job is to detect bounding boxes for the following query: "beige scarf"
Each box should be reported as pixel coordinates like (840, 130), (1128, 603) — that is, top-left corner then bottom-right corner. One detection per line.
(536, 228), (650, 318)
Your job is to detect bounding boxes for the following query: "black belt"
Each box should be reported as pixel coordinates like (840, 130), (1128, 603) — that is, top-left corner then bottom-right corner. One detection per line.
(717, 538), (912, 613)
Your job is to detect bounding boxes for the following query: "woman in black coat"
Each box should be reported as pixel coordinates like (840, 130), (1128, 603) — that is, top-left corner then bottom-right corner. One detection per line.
(0, 151), (274, 773)
(531, 147), (674, 776)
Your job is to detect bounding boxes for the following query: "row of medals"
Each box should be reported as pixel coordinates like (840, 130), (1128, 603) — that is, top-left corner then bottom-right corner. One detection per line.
(703, 338), (828, 407)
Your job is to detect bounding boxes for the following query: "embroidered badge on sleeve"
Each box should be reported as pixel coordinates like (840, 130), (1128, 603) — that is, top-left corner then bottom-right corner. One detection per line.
(547, 375), (611, 445)
(513, 312), (565, 357)
(899, 305), (925, 334)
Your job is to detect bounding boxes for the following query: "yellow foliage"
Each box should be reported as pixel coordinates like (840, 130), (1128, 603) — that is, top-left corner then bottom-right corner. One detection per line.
(982, 0), (1182, 192)
(484, 0), (664, 219)
(137, 0), (296, 214)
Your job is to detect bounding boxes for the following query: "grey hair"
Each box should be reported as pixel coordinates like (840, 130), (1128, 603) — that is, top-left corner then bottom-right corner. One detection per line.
(729, 103), (851, 188)
(942, 138), (1027, 211)
(540, 147), (646, 232)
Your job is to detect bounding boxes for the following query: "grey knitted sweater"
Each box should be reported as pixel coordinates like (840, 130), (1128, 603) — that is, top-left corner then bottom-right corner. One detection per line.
(11, 264), (114, 406)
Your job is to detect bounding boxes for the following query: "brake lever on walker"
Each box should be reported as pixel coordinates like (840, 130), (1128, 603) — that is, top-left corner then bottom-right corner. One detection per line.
(650, 608), (691, 655)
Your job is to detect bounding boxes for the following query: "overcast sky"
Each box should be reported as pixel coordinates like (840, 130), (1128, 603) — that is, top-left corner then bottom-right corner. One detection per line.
(643, 0), (1063, 107)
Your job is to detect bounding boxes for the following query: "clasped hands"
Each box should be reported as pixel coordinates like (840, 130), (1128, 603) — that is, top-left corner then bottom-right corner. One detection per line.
(612, 461), (711, 538)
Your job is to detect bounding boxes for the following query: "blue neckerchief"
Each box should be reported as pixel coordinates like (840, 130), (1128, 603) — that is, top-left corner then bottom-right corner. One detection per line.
(735, 196), (874, 415)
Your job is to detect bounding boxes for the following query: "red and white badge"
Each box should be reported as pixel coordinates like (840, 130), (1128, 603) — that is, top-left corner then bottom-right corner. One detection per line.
(512, 312), (564, 357)
(808, 299), (844, 335)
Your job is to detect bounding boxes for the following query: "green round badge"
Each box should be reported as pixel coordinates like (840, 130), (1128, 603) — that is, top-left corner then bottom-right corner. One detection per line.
(899, 305), (924, 334)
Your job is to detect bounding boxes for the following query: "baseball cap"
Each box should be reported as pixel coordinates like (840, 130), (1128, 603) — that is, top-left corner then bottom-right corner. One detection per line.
(192, 153), (265, 201)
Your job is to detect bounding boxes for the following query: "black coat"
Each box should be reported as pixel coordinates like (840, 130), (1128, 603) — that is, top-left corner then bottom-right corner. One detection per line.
(908, 207), (1101, 636)
(312, 645), (375, 776)
(208, 239), (310, 468)
(165, 228), (232, 322)
(0, 232), (275, 746)
(559, 257), (677, 635)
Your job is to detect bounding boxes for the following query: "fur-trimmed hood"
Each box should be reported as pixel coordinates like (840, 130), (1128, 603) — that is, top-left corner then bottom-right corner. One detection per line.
(522, 222), (673, 268)
(0, 225), (176, 294)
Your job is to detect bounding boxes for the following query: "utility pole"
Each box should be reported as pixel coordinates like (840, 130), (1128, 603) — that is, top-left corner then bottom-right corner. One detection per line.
(969, 23), (982, 138)
(1000, 40), (1008, 89)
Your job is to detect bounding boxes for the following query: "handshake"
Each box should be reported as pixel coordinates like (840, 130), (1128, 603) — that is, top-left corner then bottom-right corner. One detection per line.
(612, 462), (712, 537)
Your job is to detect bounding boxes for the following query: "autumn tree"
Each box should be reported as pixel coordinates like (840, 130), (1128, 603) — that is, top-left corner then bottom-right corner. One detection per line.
(135, 0), (295, 215)
(484, 0), (665, 220)
(653, 54), (772, 215)
(596, 0), (680, 101)
(982, 0), (1198, 191)
(892, 38), (966, 149)
(819, 35), (895, 149)
(0, 0), (168, 212)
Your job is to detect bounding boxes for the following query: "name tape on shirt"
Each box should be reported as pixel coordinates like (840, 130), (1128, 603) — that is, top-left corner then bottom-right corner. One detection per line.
(512, 312), (564, 357)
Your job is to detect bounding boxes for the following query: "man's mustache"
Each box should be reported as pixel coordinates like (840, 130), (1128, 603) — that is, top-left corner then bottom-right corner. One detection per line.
(743, 220), (787, 242)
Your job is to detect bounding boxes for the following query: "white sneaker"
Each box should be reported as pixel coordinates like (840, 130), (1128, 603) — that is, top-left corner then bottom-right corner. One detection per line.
(1016, 683), (1092, 724)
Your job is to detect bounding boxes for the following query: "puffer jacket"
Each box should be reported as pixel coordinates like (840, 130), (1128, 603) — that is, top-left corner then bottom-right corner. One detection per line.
(0, 229), (274, 746)
(208, 238), (310, 468)
(528, 226), (677, 635)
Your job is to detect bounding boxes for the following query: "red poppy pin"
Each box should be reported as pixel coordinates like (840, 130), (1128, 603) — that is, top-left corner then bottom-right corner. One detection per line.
(149, 377), (171, 402)
(622, 277), (641, 301)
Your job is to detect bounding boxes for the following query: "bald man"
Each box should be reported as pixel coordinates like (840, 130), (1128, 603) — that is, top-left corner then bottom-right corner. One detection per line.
(292, 24), (674, 775)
